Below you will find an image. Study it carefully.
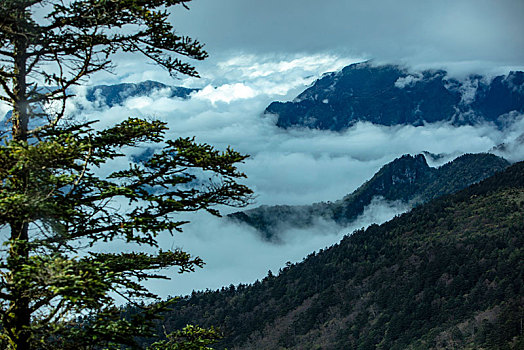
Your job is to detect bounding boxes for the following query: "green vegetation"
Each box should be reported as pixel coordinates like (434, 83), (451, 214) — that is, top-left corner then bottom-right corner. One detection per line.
(0, 1), (251, 349)
(158, 161), (524, 349)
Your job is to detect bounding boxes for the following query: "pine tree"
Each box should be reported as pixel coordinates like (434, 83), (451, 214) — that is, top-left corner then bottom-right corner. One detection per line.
(0, 1), (252, 348)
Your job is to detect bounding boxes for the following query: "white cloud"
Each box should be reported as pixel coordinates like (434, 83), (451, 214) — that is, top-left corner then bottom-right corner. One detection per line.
(491, 113), (524, 162)
(0, 101), (10, 122)
(194, 83), (257, 104)
(394, 74), (422, 89)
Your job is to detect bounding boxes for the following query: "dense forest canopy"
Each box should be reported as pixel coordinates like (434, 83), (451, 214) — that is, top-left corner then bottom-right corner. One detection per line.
(150, 161), (524, 349)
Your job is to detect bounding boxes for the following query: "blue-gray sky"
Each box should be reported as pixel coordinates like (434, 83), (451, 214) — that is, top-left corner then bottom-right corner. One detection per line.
(170, 0), (524, 69)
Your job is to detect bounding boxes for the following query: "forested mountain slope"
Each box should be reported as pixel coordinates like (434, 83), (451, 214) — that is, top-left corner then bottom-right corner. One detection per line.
(266, 62), (524, 130)
(228, 153), (509, 241)
(150, 160), (524, 349)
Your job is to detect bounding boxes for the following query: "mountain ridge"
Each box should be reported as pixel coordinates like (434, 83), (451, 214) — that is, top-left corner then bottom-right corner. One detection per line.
(228, 152), (510, 241)
(83, 80), (198, 108)
(1, 81), (198, 125)
(148, 160), (524, 349)
(265, 62), (524, 130)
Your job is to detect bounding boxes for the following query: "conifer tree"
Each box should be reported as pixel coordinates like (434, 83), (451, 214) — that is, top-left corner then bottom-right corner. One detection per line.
(0, 1), (252, 348)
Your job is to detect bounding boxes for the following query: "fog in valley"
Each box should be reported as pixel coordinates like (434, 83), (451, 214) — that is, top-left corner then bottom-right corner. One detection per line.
(56, 53), (524, 297)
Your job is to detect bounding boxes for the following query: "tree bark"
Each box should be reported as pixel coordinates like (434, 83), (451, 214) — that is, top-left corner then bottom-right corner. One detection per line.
(12, 32), (28, 141)
(9, 223), (31, 350)
(9, 15), (31, 349)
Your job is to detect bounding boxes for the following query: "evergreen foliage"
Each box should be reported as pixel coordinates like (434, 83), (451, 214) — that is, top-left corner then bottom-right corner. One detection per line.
(0, 1), (252, 349)
(157, 162), (524, 349)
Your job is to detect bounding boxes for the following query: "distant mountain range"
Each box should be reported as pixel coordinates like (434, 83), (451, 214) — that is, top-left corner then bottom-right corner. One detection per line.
(265, 62), (524, 130)
(1, 81), (197, 126)
(83, 80), (197, 108)
(144, 160), (524, 349)
(228, 153), (510, 241)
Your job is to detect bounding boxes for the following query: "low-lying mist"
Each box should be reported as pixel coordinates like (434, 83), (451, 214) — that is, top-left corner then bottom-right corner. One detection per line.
(145, 197), (411, 297)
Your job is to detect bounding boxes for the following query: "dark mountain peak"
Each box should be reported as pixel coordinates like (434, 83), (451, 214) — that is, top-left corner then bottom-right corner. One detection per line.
(421, 150), (448, 162)
(440, 152), (503, 168)
(346, 153), (433, 203)
(266, 63), (524, 130)
(374, 153), (430, 182)
(504, 70), (524, 87)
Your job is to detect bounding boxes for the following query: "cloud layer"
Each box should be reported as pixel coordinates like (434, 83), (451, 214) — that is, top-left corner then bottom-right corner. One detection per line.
(67, 53), (524, 298)
(169, 0), (524, 73)
(1, 1), (522, 300)
(144, 197), (411, 297)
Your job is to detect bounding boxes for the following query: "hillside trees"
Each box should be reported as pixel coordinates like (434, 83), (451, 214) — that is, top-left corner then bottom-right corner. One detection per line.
(0, 0), (252, 349)
(155, 162), (524, 349)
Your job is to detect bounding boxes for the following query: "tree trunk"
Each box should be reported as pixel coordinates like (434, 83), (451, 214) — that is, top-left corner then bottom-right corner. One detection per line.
(12, 32), (28, 141)
(9, 22), (31, 349)
(9, 222), (31, 350)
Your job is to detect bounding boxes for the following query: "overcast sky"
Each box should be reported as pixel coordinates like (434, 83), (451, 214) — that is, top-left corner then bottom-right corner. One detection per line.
(168, 0), (524, 72)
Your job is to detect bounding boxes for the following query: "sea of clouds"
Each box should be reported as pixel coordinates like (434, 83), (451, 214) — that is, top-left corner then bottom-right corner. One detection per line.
(3, 53), (524, 298)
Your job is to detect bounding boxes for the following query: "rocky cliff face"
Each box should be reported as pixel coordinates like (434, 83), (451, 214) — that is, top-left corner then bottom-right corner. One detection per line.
(265, 62), (524, 130)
